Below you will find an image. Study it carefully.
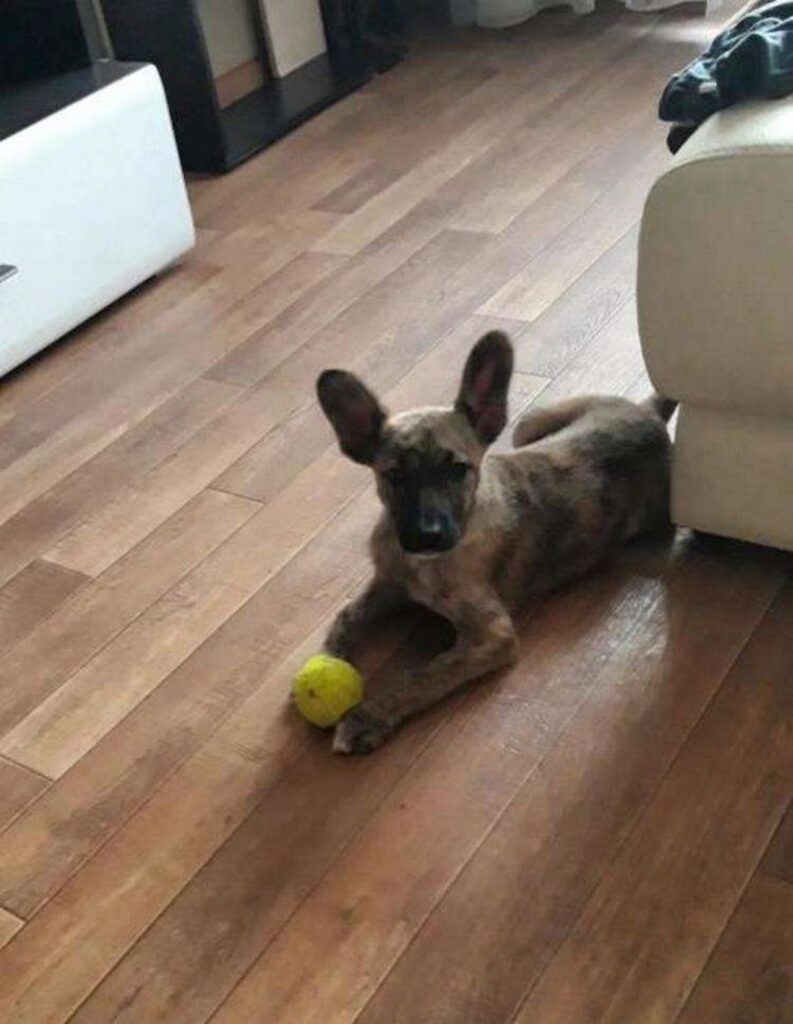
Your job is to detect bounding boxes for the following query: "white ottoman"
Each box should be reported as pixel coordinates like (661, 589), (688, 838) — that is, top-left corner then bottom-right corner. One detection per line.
(638, 95), (793, 551)
(0, 62), (194, 378)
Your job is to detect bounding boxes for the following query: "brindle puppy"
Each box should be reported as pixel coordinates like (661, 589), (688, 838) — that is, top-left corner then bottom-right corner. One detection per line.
(317, 331), (674, 754)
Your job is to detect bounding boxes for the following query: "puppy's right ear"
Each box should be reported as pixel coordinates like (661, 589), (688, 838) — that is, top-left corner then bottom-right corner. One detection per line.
(317, 370), (386, 465)
(455, 330), (514, 445)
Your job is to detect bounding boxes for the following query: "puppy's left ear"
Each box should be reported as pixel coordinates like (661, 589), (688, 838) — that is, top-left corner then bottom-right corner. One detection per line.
(455, 331), (514, 445)
(317, 369), (386, 465)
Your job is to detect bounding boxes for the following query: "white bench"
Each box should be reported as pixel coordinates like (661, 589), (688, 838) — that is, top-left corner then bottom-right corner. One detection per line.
(0, 62), (194, 378)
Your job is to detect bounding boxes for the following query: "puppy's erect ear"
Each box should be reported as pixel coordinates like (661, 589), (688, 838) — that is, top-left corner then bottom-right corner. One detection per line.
(455, 331), (514, 445)
(317, 370), (386, 465)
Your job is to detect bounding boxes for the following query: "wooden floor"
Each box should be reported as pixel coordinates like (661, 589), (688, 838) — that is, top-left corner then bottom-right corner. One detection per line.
(2, 4), (792, 1022)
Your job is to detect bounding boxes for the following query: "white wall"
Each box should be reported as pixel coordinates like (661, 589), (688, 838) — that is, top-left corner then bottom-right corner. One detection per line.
(196, 0), (260, 76)
(257, 0), (327, 78)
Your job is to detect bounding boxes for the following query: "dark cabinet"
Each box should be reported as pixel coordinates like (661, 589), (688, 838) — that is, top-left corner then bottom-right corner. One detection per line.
(102, 0), (407, 174)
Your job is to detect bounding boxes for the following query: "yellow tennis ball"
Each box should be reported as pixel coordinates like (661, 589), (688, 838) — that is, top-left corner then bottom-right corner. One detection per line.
(292, 654), (363, 728)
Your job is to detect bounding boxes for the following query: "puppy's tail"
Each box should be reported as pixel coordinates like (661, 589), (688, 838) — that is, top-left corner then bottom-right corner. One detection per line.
(512, 395), (602, 448)
(512, 393), (678, 448)
(642, 393), (678, 422)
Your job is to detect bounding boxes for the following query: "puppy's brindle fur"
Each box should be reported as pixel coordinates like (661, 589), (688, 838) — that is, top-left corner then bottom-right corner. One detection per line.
(317, 331), (674, 754)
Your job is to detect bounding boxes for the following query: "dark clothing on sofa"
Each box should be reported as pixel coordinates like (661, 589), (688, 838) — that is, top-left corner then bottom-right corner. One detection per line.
(660, 0), (793, 151)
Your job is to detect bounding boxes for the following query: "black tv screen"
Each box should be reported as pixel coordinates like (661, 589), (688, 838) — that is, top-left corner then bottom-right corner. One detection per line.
(0, 0), (93, 84)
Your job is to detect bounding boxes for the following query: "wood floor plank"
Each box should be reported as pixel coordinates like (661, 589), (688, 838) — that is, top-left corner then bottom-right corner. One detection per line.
(438, 24), (669, 235)
(43, 385), (288, 577)
(204, 543), (785, 1024)
(198, 34), (556, 236)
(1, 571), (254, 779)
(189, 213), (338, 283)
(25, 617), (437, 1024)
(0, 322), (123, 434)
(204, 569), (662, 1024)
(510, 577), (793, 1024)
(220, 172), (602, 405)
(510, 300), (648, 425)
(0, 377), (241, 588)
(0, 245), (219, 432)
(190, 78), (425, 232)
(0, 489), (259, 739)
(0, 362), (205, 527)
(201, 8), (615, 231)
(210, 135), (639, 394)
(0, 561), (87, 654)
(760, 802), (793, 887)
(94, 260), (221, 333)
(191, 209), (341, 278)
(0, 507), (381, 1022)
(313, 70), (599, 257)
(196, 150), (369, 234)
(186, 94), (376, 225)
(206, 19), (670, 389)
(349, 542), (786, 1024)
(216, 313), (545, 502)
(509, 226), (638, 378)
(480, 137), (663, 322)
(49, 229), (489, 575)
(295, 110), (666, 420)
(314, 158), (418, 218)
(313, 9), (647, 238)
(188, 249), (347, 352)
(0, 491), (375, 921)
(0, 907), (23, 951)
(204, 210), (453, 388)
(0, 756), (49, 832)
(0, 216), (340, 521)
(311, 64), (502, 218)
(61, 555), (655, 1024)
(0, 295), (204, 445)
(675, 873), (793, 1024)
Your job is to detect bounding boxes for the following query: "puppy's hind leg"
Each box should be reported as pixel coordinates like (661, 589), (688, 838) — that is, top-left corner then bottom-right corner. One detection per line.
(512, 395), (602, 448)
(640, 394), (678, 423)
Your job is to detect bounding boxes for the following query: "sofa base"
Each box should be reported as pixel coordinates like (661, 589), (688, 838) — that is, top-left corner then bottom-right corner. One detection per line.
(673, 404), (793, 552)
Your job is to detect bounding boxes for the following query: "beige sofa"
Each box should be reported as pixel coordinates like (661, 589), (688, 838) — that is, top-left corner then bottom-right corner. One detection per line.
(638, 95), (793, 551)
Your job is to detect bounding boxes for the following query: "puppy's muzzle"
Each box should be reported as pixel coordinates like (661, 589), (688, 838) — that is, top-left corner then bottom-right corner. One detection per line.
(398, 493), (459, 554)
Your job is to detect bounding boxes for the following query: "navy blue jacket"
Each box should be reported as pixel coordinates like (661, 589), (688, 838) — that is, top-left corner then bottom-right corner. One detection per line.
(661, 1), (793, 150)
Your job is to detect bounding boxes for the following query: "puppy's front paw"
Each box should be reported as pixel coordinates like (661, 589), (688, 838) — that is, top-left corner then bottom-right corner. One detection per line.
(333, 704), (394, 755)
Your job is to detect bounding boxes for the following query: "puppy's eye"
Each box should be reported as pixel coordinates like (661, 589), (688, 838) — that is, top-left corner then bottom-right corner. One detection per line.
(447, 461), (470, 482)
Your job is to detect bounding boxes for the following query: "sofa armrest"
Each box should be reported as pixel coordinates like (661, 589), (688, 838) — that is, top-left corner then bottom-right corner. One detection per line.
(638, 95), (793, 418)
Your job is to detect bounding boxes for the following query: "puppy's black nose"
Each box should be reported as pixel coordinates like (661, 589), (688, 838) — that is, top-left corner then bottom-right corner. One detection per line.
(400, 519), (458, 554)
(401, 531), (446, 554)
(417, 525), (447, 550)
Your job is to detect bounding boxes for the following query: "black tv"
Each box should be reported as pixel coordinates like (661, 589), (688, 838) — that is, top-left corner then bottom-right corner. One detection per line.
(0, 0), (99, 84)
